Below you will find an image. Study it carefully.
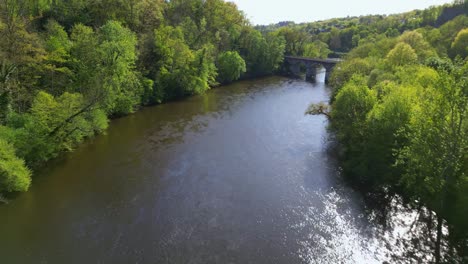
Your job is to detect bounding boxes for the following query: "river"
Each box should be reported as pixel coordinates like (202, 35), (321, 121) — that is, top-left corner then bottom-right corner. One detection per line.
(0, 74), (419, 263)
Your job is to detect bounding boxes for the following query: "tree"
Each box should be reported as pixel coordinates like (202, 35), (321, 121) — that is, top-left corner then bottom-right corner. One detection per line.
(97, 20), (141, 116)
(15, 91), (108, 166)
(364, 83), (419, 186)
(329, 27), (342, 51)
(240, 30), (285, 76)
(397, 67), (467, 263)
(216, 51), (246, 84)
(0, 138), (31, 193)
(385, 42), (418, 67)
(202, 0), (247, 52)
(273, 27), (309, 56)
(303, 40), (330, 59)
(450, 28), (468, 59)
(41, 19), (73, 96)
(69, 23), (100, 97)
(0, 0), (46, 113)
(153, 24), (216, 100)
(329, 58), (375, 90)
(330, 76), (377, 182)
(436, 15), (468, 56)
(399, 31), (436, 62)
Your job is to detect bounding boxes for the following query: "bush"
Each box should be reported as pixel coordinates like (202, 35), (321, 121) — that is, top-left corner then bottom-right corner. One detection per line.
(0, 139), (31, 193)
(216, 51), (246, 84)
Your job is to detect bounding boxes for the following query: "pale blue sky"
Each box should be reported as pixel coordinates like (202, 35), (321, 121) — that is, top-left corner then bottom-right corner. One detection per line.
(231, 0), (454, 25)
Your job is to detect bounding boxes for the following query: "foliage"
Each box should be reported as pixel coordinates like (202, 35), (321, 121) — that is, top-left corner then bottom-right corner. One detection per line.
(97, 20), (141, 115)
(330, 76), (377, 183)
(257, 2), (466, 59)
(398, 31), (436, 62)
(216, 51), (246, 84)
(152, 24), (217, 100)
(385, 42), (418, 67)
(450, 28), (468, 59)
(0, 138), (31, 193)
(240, 30), (285, 76)
(303, 41), (330, 59)
(14, 91), (108, 166)
(329, 58), (376, 91)
(273, 27), (309, 56)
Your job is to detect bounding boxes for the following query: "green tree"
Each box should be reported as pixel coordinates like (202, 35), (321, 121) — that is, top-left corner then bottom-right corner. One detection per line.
(399, 31), (436, 61)
(15, 91), (108, 166)
(69, 23), (100, 98)
(97, 20), (141, 116)
(329, 27), (342, 51)
(153, 24), (216, 100)
(0, 1), (46, 113)
(41, 19), (73, 96)
(330, 76), (377, 182)
(364, 83), (419, 186)
(438, 15), (468, 56)
(303, 40), (330, 58)
(240, 30), (285, 76)
(273, 27), (309, 56)
(0, 138), (31, 193)
(397, 67), (467, 263)
(216, 51), (246, 84)
(385, 42), (418, 67)
(329, 58), (376, 90)
(450, 28), (468, 59)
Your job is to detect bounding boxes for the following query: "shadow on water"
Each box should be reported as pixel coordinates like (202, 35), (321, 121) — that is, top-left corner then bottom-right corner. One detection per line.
(321, 138), (465, 263)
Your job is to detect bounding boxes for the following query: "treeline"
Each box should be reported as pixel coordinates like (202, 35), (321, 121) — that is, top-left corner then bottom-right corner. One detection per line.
(258, 0), (467, 57)
(307, 7), (467, 263)
(0, 0), (286, 194)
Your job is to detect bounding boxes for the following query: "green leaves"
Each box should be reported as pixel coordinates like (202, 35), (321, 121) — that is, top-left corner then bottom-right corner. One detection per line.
(69, 21), (141, 116)
(450, 28), (468, 59)
(153, 25), (217, 100)
(385, 42), (418, 67)
(0, 138), (31, 193)
(240, 30), (285, 77)
(14, 91), (108, 166)
(98, 21), (140, 115)
(397, 68), (467, 217)
(303, 41), (331, 59)
(216, 51), (246, 84)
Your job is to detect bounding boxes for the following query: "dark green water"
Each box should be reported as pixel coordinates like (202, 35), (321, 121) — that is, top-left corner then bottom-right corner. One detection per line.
(0, 75), (413, 263)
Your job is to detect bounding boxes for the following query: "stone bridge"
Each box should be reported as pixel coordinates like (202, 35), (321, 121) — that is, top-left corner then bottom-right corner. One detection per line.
(284, 56), (342, 83)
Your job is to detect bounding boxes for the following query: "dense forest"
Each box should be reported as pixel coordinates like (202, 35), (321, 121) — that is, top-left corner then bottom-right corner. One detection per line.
(304, 1), (467, 262)
(258, 0), (467, 59)
(0, 0), (287, 195)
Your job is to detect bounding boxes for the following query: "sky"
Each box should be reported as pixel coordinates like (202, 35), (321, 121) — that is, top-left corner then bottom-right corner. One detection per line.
(231, 0), (454, 25)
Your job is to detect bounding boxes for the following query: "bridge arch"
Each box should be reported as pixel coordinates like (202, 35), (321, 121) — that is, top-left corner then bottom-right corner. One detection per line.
(283, 56), (341, 84)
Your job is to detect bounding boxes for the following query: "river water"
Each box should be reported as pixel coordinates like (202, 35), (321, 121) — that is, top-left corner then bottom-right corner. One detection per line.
(0, 74), (419, 263)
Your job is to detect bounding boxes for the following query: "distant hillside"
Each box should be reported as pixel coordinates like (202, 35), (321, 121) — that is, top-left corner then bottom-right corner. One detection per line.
(255, 0), (467, 55)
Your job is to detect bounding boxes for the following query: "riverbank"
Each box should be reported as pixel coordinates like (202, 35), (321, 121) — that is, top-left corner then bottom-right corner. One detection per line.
(0, 73), (283, 199)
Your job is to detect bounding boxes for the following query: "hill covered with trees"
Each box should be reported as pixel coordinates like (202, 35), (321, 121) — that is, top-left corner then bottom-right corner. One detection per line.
(258, 0), (467, 59)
